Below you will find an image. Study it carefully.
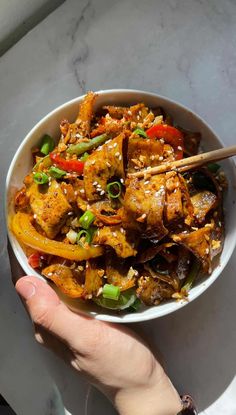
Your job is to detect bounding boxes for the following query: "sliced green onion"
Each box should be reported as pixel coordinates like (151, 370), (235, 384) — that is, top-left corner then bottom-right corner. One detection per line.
(79, 210), (95, 229)
(207, 163), (221, 174)
(102, 284), (120, 300)
(40, 134), (55, 155)
(33, 154), (51, 171)
(77, 229), (92, 245)
(80, 152), (89, 162)
(181, 259), (201, 293)
(128, 298), (141, 313)
(133, 128), (147, 138)
(106, 181), (122, 199)
(67, 133), (108, 156)
(48, 166), (66, 178)
(33, 172), (49, 184)
(94, 289), (137, 310)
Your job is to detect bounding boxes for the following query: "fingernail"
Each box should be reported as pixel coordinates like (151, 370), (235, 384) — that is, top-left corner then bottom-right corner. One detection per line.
(17, 280), (36, 300)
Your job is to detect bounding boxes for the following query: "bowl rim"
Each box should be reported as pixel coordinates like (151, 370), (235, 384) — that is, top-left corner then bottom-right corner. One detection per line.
(5, 88), (236, 323)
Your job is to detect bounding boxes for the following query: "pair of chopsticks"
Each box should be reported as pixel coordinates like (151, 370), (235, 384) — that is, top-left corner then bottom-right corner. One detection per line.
(128, 145), (236, 179)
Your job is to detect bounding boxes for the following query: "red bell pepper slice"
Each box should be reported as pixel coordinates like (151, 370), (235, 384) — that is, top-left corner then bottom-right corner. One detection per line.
(146, 124), (184, 160)
(28, 252), (48, 269)
(50, 153), (84, 174)
(28, 252), (41, 269)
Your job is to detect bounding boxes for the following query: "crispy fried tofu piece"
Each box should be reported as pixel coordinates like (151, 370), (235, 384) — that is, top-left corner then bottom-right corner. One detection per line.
(93, 226), (137, 258)
(127, 138), (164, 172)
(171, 227), (211, 273)
(83, 133), (126, 201)
(137, 276), (174, 305)
(191, 191), (217, 223)
(27, 180), (71, 239)
(42, 264), (84, 298)
(123, 175), (168, 242)
(164, 172), (183, 223)
(105, 254), (136, 291)
(83, 259), (104, 298)
(76, 91), (96, 137)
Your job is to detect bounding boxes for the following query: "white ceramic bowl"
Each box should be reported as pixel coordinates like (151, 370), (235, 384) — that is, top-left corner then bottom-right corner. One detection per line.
(6, 89), (236, 323)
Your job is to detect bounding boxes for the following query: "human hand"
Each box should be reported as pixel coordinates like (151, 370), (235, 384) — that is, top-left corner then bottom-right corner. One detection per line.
(16, 276), (182, 415)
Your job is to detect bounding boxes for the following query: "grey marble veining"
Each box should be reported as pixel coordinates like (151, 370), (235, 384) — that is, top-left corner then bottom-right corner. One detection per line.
(0, 0), (236, 414)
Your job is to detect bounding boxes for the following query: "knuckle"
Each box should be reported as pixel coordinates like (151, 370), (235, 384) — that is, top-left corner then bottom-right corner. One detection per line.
(82, 322), (104, 358)
(32, 306), (55, 332)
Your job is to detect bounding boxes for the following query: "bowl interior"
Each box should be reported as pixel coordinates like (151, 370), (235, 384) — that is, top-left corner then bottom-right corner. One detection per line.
(6, 89), (236, 323)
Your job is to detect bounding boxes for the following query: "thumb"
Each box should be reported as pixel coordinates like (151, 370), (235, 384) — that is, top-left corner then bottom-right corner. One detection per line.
(15, 276), (96, 354)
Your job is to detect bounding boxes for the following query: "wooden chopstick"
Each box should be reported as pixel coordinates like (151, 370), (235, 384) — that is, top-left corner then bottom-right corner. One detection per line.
(128, 145), (236, 179)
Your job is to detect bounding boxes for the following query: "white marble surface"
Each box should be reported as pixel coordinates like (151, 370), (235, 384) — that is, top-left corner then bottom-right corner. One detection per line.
(1, 0), (236, 414)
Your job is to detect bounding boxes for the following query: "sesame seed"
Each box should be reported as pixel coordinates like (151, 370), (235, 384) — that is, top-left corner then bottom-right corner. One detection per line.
(119, 154), (122, 161)
(74, 191), (78, 196)
(112, 232), (117, 237)
(68, 212), (73, 216)
(150, 155), (155, 160)
(100, 190), (105, 195)
(177, 146), (182, 150)
(91, 160), (95, 165)
(93, 181), (98, 186)
(128, 110), (132, 115)
(205, 248), (209, 254)
(47, 272), (53, 277)
(145, 190), (151, 194)
(120, 227), (124, 234)
(159, 156), (164, 161)
(120, 178), (124, 184)
(144, 180), (150, 185)
(115, 152), (120, 157)
(160, 138), (165, 144)
(80, 189), (85, 193)
(63, 189), (67, 194)
(33, 214), (37, 219)
(106, 161), (111, 167)
(113, 142), (118, 148)
(78, 266), (84, 271)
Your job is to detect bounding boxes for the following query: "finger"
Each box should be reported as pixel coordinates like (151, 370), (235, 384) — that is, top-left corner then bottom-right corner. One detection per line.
(15, 276), (100, 357)
(34, 325), (75, 365)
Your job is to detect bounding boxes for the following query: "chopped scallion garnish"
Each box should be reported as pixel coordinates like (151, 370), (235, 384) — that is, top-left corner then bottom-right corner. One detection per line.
(80, 152), (89, 162)
(79, 210), (95, 229)
(48, 166), (67, 178)
(207, 163), (221, 174)
(106, 181), (122, 199)
(102, 284), (120, 300)
(33, 172), (49, 184)
(77, 229), (92, 245)
(40, 134), (55, 155)
(133, 128), (147, 138)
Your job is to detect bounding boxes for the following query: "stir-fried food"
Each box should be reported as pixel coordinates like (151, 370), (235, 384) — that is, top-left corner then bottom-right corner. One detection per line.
(11, 92), (226, 311)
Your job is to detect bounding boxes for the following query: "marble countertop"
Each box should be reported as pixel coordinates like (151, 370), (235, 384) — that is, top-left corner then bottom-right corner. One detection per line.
(1, 0), (236, 414)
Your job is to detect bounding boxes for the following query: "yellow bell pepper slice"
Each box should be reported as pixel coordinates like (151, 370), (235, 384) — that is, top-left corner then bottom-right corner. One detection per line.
(11, 211), (103, 261)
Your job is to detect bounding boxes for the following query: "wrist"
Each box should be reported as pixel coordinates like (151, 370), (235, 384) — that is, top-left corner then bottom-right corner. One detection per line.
(114, 370), (182, 415)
